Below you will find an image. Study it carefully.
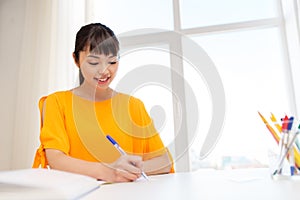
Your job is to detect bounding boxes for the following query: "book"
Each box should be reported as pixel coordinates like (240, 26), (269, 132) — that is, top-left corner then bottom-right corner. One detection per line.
(0, 168), (100, 200)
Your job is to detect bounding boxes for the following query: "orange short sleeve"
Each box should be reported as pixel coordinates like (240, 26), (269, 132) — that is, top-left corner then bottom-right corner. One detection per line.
(40, 93), (70, 155)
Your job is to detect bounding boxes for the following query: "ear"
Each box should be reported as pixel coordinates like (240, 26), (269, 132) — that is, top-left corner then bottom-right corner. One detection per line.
(73, 53), (80, 68)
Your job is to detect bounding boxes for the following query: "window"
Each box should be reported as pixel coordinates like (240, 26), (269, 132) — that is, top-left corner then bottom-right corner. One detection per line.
(91, 0), (174, 34)
(180, 0), (277, 28)
(188, 28), (291, 170)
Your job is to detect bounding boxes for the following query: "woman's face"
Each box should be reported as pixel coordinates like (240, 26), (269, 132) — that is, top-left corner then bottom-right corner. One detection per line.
(76, 50), (119, 90)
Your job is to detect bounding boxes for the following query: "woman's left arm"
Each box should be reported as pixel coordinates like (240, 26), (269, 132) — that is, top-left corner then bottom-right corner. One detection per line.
(143, 152), (172, 175)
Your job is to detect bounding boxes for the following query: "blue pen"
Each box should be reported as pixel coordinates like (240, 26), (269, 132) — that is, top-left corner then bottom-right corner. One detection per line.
(106, 135), (149, 181)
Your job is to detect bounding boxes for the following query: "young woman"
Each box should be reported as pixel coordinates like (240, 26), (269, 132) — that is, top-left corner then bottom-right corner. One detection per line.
(33, 23), (174, 182)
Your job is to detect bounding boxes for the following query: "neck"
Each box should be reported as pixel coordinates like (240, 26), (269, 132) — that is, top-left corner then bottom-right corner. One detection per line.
(73, 83), (115, 102)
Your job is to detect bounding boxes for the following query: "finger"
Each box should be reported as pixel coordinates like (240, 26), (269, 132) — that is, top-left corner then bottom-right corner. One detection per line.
(126, 155), (143, 169)
(114, 155), (141, 172)
(114, 168), (139, 182)
(125, 160), (143, 174)
(124, 163), (142, 174)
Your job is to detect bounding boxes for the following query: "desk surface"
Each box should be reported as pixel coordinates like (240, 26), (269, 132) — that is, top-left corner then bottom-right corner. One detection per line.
(83, 168), (300, 200)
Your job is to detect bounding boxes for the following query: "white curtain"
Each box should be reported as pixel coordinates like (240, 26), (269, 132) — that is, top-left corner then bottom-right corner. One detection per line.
(11, 0), (84, 169)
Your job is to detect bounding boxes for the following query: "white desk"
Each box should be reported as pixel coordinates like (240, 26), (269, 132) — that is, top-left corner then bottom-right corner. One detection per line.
(83, 168), (300, 200)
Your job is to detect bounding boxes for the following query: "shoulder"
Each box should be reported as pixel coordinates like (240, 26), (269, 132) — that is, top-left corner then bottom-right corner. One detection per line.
(47, 90), (71, 98)
(39, 90), (71, 108)
(40, 90), (71, 101)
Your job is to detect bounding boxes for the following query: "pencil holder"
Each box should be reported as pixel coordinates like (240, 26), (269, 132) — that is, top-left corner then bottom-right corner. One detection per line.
(270, 128), (300, 179)
(258, 112), (300, 179)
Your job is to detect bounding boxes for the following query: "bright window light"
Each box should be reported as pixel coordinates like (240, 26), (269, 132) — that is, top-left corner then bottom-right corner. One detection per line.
(180, 0), (278, 28)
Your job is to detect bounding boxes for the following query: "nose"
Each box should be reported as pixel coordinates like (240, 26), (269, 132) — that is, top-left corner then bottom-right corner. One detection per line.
(97, 62), (109, 74)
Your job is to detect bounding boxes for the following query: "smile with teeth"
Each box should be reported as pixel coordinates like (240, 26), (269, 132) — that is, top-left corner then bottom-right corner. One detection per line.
(96, 75), (111, 83)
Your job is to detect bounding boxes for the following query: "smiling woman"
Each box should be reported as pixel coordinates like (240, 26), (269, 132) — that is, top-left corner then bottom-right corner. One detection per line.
(32, 23), (174, 182)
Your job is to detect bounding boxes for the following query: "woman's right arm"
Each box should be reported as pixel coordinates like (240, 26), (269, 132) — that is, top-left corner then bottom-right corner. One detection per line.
(45, 149), (143, 182)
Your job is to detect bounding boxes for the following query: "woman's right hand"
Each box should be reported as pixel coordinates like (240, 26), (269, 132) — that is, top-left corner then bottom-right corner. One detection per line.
(105, 155), (144, 182)
(45, 149), (144, 183)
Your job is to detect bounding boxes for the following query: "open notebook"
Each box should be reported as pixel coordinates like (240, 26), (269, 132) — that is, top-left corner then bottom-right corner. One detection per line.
(0, 168), (100, 200)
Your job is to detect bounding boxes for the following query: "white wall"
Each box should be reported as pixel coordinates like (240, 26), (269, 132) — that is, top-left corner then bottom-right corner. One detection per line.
(0, 0), (26, 170)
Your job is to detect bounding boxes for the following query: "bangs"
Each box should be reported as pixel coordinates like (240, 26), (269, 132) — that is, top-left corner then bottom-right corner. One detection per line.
(87, 30), (119, 56)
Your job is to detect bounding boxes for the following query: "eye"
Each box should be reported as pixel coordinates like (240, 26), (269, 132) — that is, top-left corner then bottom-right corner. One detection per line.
(109, 61), (118, 65)
(88, 62), (98, 66)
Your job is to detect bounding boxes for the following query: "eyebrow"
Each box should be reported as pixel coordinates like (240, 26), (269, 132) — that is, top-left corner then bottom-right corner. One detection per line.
(87, 55), (100, 59)
(87, 55), (116, 59)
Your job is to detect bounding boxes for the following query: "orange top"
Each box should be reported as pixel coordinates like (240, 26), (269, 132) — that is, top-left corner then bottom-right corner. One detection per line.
(33, 91), (174, 172)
